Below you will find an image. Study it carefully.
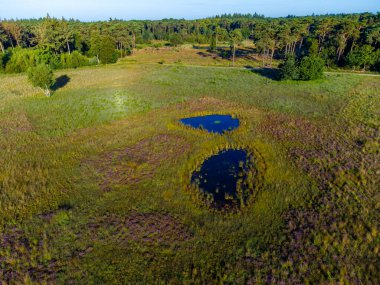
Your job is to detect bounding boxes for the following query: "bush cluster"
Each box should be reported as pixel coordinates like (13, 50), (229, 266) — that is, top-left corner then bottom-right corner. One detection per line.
(60, 51), (90, 69)
(279, 55), (325, 81)
(2, 48), (93, 74)
(5, 48), (38, 73)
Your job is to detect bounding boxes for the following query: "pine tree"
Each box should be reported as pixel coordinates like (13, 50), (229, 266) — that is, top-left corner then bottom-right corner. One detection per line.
(27, 64), (55, 97)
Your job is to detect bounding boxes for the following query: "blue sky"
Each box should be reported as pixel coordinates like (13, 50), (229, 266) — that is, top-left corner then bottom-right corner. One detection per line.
(1, 0), (379, 21)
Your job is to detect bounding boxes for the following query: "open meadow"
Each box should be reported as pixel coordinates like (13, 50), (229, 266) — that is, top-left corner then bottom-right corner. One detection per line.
(0, 47), (379, 283)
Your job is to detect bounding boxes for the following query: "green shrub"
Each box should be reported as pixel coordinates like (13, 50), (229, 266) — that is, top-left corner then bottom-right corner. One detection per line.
(89, 56), (99, 66)
(298, 56), (325, 80)
(5, 48), (38, 73)
(142, 31), (154, 43)
(374, 50), (380, 72)
(209, 35), (217, 51)
(279, 55), (299, 80)
(99, 36), (118, 64)
(60, 51), (89, 69)
(0, 53), (4, 73)
(305, 38), (319, 56)
(152, 42), (164, 48)
(347, 45), (375, 71)
(0, 51), (11, 70)
(320, 46), (337, 69)
(60, 53), (71, 68)
(36, 47), (60, 68)
(27, 64), (55, 97)
(169, 34), (184, 47)
(4, 48), (62, 73)
(70, 51), (88, 68)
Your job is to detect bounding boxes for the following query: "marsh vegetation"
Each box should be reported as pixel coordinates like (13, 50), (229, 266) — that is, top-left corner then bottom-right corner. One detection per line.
(0, 34), (379, 283)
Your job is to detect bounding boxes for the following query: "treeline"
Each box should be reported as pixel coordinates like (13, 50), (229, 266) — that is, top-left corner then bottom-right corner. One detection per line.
(1, 13), (380, 73)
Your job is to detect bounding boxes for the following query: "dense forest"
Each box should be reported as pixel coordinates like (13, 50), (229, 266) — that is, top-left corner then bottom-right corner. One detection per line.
(1, 13), (380, 72)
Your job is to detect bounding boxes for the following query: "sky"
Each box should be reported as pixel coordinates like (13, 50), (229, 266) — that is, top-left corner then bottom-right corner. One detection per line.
(0, 0), (379, 21)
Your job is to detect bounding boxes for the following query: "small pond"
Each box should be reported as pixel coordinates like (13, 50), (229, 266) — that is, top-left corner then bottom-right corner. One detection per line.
(180, 114), (239, 134)
(191, 149), (256, 210)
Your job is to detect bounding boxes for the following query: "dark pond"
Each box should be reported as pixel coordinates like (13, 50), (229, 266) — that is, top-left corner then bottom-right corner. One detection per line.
(191, 149), (255, 210)
(180, 114), (239, 134)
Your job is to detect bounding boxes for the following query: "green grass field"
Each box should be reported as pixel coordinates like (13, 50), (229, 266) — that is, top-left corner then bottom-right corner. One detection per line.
(0, 49), (379, 284)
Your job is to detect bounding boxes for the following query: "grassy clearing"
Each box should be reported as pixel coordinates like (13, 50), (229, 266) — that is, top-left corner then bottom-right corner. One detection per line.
(0, 52), (379, 283)
(122, 45), (276, 68)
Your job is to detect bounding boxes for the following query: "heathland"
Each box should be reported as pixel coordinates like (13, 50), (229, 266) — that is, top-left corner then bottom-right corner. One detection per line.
(0, 45), (379, 283)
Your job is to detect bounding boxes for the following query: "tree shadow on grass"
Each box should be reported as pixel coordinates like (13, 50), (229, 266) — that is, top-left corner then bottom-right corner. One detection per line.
(52, 75), (70, 91)
(244, 66), (281, 81)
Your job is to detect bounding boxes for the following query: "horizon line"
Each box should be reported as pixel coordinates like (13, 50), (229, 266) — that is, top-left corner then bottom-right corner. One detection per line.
(1, 11), (379, 22)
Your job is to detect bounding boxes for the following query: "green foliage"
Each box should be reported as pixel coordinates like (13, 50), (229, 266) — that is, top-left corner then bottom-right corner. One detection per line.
(279, 55), (299, 80)
(4, 47), (71, 73)
(89, 31), (102, 63)
(89, 56), (99, 66)
(320, 45), (337, 68)
(299, 55), (325, 80)
(152, 42), (164, 49)
(34, 16), (74, 55)
(27, 63), (55, 96)
(99, 36), (118, 64)
(374, 50), (380, 72)
(1, 50), (11, 69)
(74, 33), (88, 54)
(305, 38), (319, 56)
(0, 32), (111, 72)
(0, 53), (4, 72)
(35, 47), (60, 68)
(142, 31), (154, 43)
(169, 34), (184, 47)
(280, 55), (324, 81)
(347, 45), (375, 71)
(60, 51), (89, 69)
(5, 48), (38, 73)
(209, 34), (216, 51)
(229, 29), (243, 46)
(229, 29), (243, 65)
(1, 14), (379, 72)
